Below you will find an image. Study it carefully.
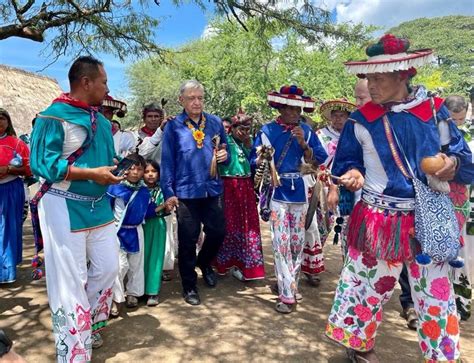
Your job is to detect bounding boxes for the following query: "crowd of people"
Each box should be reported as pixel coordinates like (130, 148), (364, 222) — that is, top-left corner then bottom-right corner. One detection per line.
(1, 33), (473, 363)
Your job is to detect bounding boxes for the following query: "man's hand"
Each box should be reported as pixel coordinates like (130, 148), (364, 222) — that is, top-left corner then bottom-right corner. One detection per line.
(160, 116), (174, 130)
(0, 165), (8, 179)
(216, 144), (228, 163)
(90, 166), (124, 185)
(327, 185), (339, 212)
(235, 127), (252, 147)
(434, 153), (456, 181)
(291, 126), (306, 147)
(339, 169), (364, 192)
(165, 196), (179, 211)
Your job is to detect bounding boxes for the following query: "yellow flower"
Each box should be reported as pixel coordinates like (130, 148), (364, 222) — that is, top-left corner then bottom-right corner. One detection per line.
(193, 130), (205, 142)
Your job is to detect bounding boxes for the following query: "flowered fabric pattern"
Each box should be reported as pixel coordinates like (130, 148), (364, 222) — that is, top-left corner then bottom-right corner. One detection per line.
(270, 200), (307, 304)
(214, 177), (265, 280)
(449, 182), (472, 321)
(448, 182), (472, 321)
(326, 246), (460, 362)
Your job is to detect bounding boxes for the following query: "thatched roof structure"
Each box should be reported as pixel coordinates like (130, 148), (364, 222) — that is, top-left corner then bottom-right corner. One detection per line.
(0, 64), (62, 136)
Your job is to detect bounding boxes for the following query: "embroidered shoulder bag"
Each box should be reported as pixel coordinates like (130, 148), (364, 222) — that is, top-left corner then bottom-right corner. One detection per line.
(383, 114), (462, 266)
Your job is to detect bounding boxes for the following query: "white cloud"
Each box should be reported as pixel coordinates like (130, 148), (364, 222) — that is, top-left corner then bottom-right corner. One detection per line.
(201, 24), (219, 39)
(316, 0), (474, 30)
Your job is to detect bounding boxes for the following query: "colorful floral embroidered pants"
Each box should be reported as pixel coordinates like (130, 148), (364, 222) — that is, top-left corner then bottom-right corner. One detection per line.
(270, 200), (307, 304)
(326, 246), (461, 362)
(39, 193), (119, 363)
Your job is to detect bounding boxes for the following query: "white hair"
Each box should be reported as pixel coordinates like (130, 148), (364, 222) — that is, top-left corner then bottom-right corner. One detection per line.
(179, 80), (204, 96)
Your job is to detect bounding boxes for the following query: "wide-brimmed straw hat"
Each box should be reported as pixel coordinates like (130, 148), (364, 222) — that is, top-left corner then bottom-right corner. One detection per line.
(320, 99), (356, 123)
(267, 85), (316, 113)
(345, 34), (434, 78)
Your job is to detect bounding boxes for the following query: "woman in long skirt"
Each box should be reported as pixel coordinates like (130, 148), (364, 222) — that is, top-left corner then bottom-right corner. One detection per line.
(214, 111), (265, 281)
(0, 108), (31, 283)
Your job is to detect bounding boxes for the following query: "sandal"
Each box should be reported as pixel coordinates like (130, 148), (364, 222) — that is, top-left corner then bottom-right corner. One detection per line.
(305, 273), (321, 287)
(110, 301), (120, 318)
(274, 301), (295, 314)
(147, 295), (159, 307)
(126, 295), (138, 308)
(231, 267), (245, 282)
(346, 349), (379, 363)
(401, 307), (418, 331)
(162, 271), (172, 281)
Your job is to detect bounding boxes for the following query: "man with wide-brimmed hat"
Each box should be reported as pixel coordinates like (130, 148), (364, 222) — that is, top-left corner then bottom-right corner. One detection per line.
(318, 99), (356, 167)
(325, 34), (473, 362)
(101, 95), (135, 157)
(250, 85), (327, 313)
(299, 99), (357, 287)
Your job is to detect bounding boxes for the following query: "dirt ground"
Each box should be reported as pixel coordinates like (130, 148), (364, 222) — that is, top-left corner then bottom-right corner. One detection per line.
(1, 222), (473, 363)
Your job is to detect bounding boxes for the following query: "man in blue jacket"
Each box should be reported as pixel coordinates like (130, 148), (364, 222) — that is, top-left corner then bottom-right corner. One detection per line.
(160, 80), (228, 305)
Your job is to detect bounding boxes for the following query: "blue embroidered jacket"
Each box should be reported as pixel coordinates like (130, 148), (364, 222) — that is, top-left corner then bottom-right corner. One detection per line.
(160, 111), (229, 200)
(108, 183), (156, 253)
(333, 99), (474, 199)
(250, 121), (328, 203)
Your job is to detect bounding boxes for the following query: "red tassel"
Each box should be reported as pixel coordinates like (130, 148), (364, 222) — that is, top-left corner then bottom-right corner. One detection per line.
(346, 202), (414, 261)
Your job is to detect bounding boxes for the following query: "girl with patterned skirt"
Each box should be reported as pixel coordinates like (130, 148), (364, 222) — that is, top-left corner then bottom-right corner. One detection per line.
(0, 109), (31, 283)
(214, 111), (265, 281)
(143, 160), (168, 306)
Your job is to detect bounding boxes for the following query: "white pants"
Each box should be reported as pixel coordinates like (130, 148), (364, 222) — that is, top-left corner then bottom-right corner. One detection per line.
(270, 200), (307, 304)
(39, 193), (119, 363)
(112, 226), (145, 302)
(163, 214), (177, 270)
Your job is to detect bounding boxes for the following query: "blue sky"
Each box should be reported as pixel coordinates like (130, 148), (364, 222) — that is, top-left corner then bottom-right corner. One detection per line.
(1, 0), (472, 98)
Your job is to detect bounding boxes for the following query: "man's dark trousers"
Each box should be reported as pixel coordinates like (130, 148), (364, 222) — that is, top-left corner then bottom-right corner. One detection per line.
(176, 195), (226, 292)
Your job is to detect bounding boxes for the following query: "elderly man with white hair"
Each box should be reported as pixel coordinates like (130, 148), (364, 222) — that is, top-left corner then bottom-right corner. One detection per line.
(160, 80), (229, 305)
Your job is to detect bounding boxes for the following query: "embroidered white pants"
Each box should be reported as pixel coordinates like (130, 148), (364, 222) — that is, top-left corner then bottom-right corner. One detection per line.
(269, 200), (307, 304)
(39, 193), (119, 363)
(112, 226), (145, 303)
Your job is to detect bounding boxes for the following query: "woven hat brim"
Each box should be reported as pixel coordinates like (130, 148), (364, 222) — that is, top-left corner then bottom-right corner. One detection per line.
(320, 100), (356, 123)
(344, 49), (434, 75)
(267, 93), (315, 113)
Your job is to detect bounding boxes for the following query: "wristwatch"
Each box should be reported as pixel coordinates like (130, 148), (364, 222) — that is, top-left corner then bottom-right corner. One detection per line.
(0, 330), (12, 358)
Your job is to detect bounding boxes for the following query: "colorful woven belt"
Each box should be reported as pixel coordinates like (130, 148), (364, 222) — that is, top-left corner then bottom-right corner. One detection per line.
(361, 188), (415, 211)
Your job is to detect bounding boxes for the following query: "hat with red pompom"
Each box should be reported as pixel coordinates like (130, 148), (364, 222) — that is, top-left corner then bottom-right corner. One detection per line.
(345, 34), (434, 78)
(102, 95), (128, 118)
(267, 85), (316, 113)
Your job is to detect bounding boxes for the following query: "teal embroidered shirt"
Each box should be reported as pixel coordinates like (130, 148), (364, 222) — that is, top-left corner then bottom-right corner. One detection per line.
(30, 102), (116, 231)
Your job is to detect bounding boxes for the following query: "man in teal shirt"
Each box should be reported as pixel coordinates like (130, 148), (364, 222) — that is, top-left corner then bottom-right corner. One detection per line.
(30, 56), (123, 362)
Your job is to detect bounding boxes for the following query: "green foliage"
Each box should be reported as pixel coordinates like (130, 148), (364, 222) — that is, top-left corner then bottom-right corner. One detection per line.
(0, 1), (162, 62)
(389, 16), (474, 96)
(413, 67), (451, 94)
(126, 17), (370, 127)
